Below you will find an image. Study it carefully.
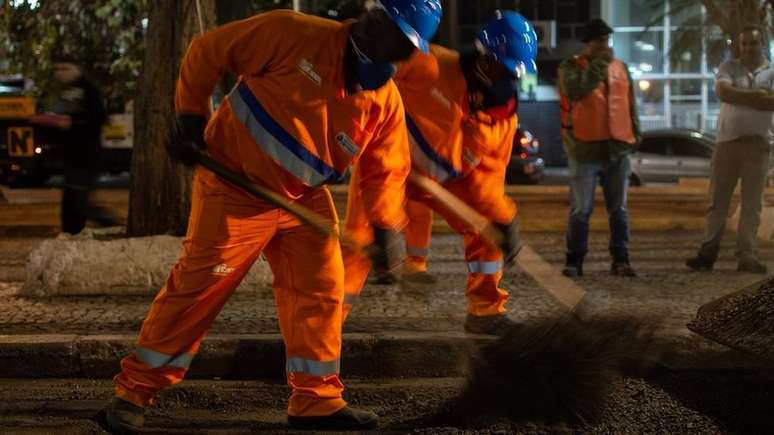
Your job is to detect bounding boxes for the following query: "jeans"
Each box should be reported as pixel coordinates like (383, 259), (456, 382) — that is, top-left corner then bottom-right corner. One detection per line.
(565, 156), (631, 261)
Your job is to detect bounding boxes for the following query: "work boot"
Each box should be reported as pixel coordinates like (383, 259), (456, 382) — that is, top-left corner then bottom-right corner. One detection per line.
(403, 270), (437, 284)
(562, 254), (583, 277)
(464, 314), (520, 336)
(738, 257), (768, 274)
(102, 397), (145, 434)
(287, 406), (379, 430)
(686, 256), (714, 272)
(370, 271), (398, 285)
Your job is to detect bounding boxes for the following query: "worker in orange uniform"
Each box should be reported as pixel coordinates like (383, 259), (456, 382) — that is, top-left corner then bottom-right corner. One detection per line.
(343, 11), (538, 336)
(101, 2), (442, 433)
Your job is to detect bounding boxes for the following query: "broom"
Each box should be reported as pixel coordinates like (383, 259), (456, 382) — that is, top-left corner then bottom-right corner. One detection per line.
(403, 174), (666, 425)
(687, 275), (774, 361)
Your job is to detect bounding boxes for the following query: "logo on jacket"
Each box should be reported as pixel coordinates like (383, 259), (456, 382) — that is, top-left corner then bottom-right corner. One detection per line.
(298, 59), (322, 86)
(336, 132), (360, 157)
(212, 263), (235, 276)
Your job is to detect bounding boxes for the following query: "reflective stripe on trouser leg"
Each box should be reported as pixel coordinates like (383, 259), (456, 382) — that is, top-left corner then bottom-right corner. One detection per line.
(114, 171), (272, 407)
(404, 199), (433, 273)
(264, 187), (347, 417)
(464, 233), (509, 316)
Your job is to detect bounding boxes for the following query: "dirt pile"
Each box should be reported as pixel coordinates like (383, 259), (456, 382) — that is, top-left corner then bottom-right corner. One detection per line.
(425, 315), (664, 427)
(688, 276), (774, 361)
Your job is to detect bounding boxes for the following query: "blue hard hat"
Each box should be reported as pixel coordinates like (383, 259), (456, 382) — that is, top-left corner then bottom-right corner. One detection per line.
(376, 0), (442, 53)
(476, 11), (538, 77)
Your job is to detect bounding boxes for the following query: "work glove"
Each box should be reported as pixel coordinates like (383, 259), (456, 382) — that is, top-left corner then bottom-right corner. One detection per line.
(493, 217), (522, 267)
(368, 226), (404, 284)
(167, 114), (207, 166)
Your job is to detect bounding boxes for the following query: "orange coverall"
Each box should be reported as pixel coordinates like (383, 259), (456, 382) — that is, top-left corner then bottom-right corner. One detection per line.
(344, 44), (518, 318)
(404, 199), (434, 272)
(114, 11), (409, 418)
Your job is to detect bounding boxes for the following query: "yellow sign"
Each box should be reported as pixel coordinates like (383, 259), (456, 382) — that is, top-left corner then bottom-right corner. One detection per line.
(8, 127), (34, 157)
(0, 97), (35, 119)
(102, 124), (126, 140)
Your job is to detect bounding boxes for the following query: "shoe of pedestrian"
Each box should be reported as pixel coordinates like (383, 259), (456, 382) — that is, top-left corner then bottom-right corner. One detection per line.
(464, 314), (520, 336)
(101, 397), (145, 434)
(738, 258), (768, 274)
(562, 254), (583, 277)
(287, 406), (379, 430)
(610, 262), (637, 277)
(402, 270), (437, 284)
(686, 256), (714, 272)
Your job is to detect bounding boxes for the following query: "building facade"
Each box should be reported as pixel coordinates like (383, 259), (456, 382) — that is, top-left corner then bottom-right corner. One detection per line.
(602, 0), (722, 132)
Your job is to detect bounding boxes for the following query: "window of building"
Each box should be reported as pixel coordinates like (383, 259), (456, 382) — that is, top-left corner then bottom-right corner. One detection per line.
(604, 0), (719, 132)
(614, 31), (664, 75)
(608, 0), (661, 27)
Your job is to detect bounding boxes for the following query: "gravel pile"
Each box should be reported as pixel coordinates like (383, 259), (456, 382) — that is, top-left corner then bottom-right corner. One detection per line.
(688, 276), (774, 361)
(421, 315), (663, 427)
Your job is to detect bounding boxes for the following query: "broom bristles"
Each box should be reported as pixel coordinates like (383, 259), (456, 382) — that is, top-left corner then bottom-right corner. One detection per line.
(688, 279), (774, 361)
(436, 315), (664, 427)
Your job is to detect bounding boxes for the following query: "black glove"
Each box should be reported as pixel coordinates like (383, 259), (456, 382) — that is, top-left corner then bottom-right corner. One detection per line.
(369, 226), (404, 283)
(167, 114), (207, 166)
(493, 217), (522, 266)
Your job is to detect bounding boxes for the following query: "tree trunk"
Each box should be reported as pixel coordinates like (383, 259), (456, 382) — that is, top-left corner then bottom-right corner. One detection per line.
(127, 0), (216, 236)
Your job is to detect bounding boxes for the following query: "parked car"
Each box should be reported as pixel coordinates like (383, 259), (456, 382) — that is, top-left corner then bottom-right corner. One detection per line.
(631, 129), (715, 185)
(506, 127), (545, 184)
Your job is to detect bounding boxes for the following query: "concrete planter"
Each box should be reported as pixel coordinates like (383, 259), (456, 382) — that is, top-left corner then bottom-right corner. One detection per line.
(22, 228), (272, 296)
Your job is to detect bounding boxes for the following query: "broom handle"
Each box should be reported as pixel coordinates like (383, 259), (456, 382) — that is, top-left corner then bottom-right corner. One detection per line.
(194, 151), (363, 252)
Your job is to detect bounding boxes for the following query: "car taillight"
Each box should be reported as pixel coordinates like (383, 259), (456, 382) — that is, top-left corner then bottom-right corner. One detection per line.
(520, 152), (528, 160)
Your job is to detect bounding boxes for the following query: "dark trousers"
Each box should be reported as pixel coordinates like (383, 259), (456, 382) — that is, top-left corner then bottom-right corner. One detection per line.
(565, 156), (631, 261)
(61, 171), (115, 234)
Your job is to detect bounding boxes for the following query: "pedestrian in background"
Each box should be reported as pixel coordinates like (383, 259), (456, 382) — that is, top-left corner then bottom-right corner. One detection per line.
(687, 26), (774, 274)
(558, 18), (641, 278)
(44, 53), (115, 234)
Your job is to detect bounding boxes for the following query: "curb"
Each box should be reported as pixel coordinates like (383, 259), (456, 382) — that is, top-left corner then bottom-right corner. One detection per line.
(0, 331), (771, 379)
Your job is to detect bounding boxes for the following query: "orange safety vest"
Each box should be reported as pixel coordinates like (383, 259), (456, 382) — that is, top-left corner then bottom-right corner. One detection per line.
(559, 57), (636, 144)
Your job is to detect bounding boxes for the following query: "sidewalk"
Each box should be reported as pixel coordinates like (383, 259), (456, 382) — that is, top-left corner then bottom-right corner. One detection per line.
(2, 230), (773, 378)
(6, 183), (774, 236)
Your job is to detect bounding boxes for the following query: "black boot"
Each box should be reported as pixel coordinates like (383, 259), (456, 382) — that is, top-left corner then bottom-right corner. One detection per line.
(101, 397), (145, 434)
(288, 405), (379, 430)
(562, 254), (584, 277)
(611, 253), (637, 277)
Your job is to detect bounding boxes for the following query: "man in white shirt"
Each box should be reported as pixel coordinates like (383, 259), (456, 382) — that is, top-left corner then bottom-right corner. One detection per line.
(687, 26), (774, 274)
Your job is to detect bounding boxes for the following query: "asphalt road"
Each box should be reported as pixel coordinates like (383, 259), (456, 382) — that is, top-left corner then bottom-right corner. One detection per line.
(1, 372), (772, 434)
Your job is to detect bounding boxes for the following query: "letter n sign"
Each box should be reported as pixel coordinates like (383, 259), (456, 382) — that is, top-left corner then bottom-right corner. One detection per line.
(8, 127), (34, 157)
